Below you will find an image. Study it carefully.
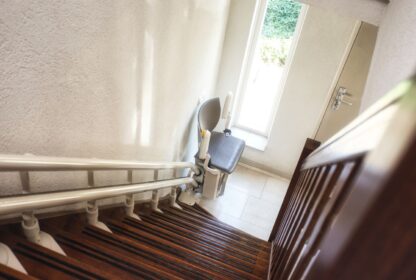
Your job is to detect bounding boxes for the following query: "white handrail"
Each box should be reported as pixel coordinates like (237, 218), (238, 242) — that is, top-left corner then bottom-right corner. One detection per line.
(0, 154), (198, 173)
(0, 154), (200, 216)
(0, 177), (194, 216)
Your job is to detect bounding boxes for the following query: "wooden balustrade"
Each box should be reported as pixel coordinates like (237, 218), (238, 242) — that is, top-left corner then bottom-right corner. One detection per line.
(268, 77), (416, 279)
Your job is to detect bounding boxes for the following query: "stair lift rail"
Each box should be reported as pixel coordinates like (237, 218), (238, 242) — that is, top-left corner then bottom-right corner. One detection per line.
(0, 154), (199, 173)
(0, 154), (199, 260)
(0, 177), (195, 216)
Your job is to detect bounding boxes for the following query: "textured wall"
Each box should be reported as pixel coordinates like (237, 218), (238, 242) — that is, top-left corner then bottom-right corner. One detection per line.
(361, 0), (416, 109)
(0, 0), (229, 200)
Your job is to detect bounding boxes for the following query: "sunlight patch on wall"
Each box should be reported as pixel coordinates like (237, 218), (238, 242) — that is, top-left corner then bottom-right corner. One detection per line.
(140, 31), (154, 147)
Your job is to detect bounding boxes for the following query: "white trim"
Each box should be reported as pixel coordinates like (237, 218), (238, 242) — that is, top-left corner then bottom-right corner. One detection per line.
(233, 124), (269, 138)
(237, 162), (289, 182)
(232, 0), (269, 128)
(232, 2), (309, 137)
(231, 126), (268, 151)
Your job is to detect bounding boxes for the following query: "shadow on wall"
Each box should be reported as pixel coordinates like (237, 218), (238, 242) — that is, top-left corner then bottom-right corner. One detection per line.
(178, 104), (200, 163)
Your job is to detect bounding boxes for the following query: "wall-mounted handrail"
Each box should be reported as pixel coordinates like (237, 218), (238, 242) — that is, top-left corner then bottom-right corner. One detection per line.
(0, 154), (198, 173)
(0, 153), (198, 255)
(0, 177), (194, 216)
(0, 154), (200, 217)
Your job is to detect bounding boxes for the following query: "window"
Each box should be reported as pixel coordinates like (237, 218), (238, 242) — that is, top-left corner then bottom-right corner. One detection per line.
(234, 0), (303, 140)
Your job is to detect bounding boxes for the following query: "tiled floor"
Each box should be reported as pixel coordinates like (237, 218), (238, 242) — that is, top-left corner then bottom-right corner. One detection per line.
(198, 165), (290, 241)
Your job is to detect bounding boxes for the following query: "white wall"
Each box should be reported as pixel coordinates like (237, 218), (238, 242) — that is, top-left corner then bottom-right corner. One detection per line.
(361, 0), (416, 109)
(215, 0), (257, 98)
(0, 0), (230, 198)
(292, 0), (416, 111)
(216, 5), (358, 178)
(242, 6), (357, 178)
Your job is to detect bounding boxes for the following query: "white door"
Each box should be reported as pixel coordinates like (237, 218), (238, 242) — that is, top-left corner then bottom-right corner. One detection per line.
(315, 22), (378, 142)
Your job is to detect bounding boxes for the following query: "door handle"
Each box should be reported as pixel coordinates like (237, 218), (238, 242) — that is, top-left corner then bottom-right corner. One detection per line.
(332, 87), (353, 110)
(340, 99), (352, 106)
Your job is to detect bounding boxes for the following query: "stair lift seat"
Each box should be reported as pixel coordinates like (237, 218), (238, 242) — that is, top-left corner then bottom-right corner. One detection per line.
(195, 97), (245, 199)
(206, 131), (245, 174)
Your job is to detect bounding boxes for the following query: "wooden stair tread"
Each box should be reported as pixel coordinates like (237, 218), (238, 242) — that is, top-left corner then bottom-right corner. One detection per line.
(161, 205), (270, 248)
(148, 210), (270, 258)
(0, 202), (271, 279)
(104, 218), (266, 279)
(141, 211), (270, 261)
(178, 202), (218, 220)
(0, 232), (113, 280)
(54, 229), (186, 280)
(44, 216), (215, 280)
(0, 263), (36, 280)
(121, 215), (268, 269)
(139, 212), (266, 264)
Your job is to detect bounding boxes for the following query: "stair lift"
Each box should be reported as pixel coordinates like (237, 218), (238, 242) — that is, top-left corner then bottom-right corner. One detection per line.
(179, 93), (246, 205)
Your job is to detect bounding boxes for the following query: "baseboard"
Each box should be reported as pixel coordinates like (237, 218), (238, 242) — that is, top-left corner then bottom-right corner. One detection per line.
(238, 161), (291, 181)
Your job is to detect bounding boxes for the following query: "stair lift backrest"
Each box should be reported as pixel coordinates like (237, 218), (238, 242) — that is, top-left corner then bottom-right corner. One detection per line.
(198, 97), (221, 133)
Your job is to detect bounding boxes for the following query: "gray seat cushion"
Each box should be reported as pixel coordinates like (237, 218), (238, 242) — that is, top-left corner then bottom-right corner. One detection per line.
(206, 131), (245, 174)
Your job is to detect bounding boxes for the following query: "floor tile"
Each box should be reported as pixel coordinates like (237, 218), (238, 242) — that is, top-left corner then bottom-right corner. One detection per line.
(238, 222), (271, 240)
(261, 177), (289, 203)
(199, 164), (290, 241)
(217, 212), (270, 240)
(240, 196), (281, 228)
(227, 166), (267, 198)
(199, 185), (248, 218)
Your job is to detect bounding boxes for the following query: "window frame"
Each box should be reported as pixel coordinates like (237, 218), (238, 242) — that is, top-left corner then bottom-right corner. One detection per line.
(232, 1), (307, 139)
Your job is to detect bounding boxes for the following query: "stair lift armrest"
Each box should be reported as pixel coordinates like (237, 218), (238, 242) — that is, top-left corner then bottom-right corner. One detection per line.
(222, 92), (233, 133)
(199, 130), (211, 160)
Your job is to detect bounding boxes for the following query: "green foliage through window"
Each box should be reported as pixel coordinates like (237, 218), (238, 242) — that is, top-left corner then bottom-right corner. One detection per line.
(259, 38), (290, 66)
(262, 0), (302, 39)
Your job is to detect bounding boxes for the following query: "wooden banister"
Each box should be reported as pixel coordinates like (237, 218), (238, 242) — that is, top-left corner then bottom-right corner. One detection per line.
(268, 138), (320, 242)
(268, 77), (416, 279)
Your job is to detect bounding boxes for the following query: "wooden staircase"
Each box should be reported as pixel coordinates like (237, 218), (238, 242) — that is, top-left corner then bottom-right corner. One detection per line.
(0, 201), (270, 279)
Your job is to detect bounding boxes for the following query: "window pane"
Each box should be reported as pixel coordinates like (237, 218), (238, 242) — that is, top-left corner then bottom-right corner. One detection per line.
(236, 0), (301, 135)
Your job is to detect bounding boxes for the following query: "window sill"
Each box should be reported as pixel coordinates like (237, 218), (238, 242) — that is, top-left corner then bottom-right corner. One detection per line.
(231, 127), (268, 151)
